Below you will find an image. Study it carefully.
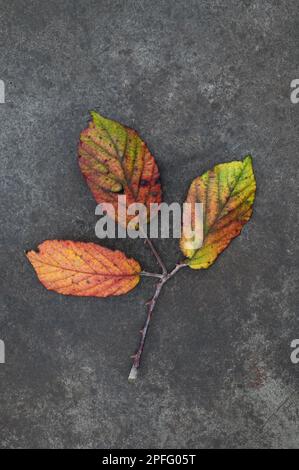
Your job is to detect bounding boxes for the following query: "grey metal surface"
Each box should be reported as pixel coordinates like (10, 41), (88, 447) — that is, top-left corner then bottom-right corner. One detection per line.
(0, 0), (298, 448)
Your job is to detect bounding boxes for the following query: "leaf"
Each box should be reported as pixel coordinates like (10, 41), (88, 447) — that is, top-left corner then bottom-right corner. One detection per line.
(78, 111), (162, 225)
(26, 240), (141, 297)
(180, 156), (256, 269)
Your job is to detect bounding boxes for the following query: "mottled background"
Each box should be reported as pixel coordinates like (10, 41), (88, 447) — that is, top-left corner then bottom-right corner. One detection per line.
(0, 0), (298, 449)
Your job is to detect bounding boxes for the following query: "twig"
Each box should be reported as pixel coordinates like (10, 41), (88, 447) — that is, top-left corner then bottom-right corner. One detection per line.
(144, 236), (167, 274)
(139, 226), (167, 274)
(128, 262), (186, 382)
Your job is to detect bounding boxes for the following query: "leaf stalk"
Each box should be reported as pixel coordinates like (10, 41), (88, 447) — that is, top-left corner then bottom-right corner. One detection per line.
(139, 226), (167, 275)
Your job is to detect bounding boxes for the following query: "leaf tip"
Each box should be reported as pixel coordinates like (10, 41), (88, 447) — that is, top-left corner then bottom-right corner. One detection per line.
(89, 110), (107, 128)
(243, 154), (253, 166)
(25, 247), (35, 259)
(89, 109), (100, 121)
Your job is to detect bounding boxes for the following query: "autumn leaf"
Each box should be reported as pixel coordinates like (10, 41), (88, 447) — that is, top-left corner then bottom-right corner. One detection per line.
(26, 240), (141, 297)
(180, 156), (256, 269)
(78, 111), (162, 225)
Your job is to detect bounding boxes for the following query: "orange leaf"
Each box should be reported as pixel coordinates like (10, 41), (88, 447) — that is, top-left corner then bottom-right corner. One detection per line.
(78, 112), (162, 225)
(180, 156), (256, 269)
(26, 240), (141, 297)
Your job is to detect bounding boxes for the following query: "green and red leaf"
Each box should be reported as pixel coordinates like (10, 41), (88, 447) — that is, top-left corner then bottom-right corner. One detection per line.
(78, 112), (162, 225)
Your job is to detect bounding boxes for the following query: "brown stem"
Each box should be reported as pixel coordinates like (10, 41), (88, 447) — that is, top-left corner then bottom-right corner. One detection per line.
(139, 226), (167, 275)
(144, 236), (167, 274)
(140, 271), (163, 279)
(128, 262), (186, 382)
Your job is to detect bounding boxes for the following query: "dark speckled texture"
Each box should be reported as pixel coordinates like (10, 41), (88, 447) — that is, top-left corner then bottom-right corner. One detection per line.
(0, 0), (299, 449)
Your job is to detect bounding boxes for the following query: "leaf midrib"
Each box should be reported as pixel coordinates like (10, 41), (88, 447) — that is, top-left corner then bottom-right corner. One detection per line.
(32, 259), (139, 277)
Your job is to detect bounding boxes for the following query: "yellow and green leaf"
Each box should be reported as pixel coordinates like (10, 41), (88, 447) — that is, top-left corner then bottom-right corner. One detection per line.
(78, 112), (162, 225)
(180, 156), (256, 269)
